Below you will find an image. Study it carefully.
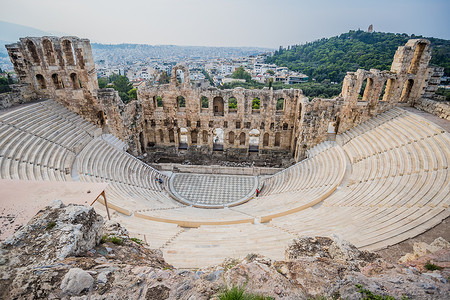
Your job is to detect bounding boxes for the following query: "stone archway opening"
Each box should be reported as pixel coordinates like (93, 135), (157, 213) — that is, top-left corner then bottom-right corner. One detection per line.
(248, 129), (260, 152)
(179, 127), (188, 149)
(213, 128), (224, 151)
(400, 79), (414, 103)
(213, 97), (224, 116)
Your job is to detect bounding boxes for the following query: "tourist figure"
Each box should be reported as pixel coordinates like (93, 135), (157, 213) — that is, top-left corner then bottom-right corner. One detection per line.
(256, 188), (260, 197)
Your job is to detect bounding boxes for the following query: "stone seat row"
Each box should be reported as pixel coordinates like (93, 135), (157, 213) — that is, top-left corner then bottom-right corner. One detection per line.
(77, 138), (167, 191)
(0, 156), (69, 181)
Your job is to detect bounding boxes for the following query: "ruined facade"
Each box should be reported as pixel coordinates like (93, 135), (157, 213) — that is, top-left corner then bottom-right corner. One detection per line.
(5, 37), (444, 164)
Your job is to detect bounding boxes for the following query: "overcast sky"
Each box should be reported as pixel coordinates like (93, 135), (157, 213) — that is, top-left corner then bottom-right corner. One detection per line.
(1, 0), (449, 48)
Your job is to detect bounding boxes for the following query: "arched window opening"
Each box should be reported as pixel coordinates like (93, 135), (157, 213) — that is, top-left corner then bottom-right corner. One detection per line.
(408, 42), (427, 75)
(260, 122), (265, 130)
(159, 129), (164, 142)
(213, 128), (224, 151)
(298, 103), (302, 120)
(263, 133), (269, 147)
(191, 130), (198, 144)
(239, 132), (246, 146)
(156, 96), (163, 107)
(201, 96), (209, 109)
(202, 130), (208, 144)
(70, 73), (80, 89)
(176, 69), (184, 84)
(26, 40), (40, 64)
(276, 98), (285, 111)
(252, 97), (260, 113)
(382, 79), (395, 102)
(378, 80), (388, 101)
(229, 131), (235, 144)
(213, 96), (224, 116)
(177, 95), (186, 108)
(139, 132), (145, 153)
(62, 40), (75, 66)
(169, 129), (175, 143)
(400, 79), (414, 103)
(51, 73), (63, 89)
(42, 39), (56, 65)
(359, 78), (373, 101)
(228, 97), (237, 113)
(35, 74), (46, 89)
(274, 132), (281, 147)
(248, 129), (260, 152)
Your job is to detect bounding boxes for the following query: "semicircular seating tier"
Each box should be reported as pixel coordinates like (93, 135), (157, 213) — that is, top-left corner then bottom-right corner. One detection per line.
(1, 100), (449, 269)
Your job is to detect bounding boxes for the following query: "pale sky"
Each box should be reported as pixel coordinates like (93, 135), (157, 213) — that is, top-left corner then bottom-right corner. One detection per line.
(1, 0), (449, 48)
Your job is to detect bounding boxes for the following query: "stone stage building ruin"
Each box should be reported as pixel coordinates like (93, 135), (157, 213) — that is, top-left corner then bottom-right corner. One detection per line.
(4, 37), (447, 166)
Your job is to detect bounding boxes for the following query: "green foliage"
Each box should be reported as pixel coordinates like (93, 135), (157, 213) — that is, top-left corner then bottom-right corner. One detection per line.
(232, 66), (252, 82)
(424, 261), (443, 271)
(202, 69), (214, 86)
(266, 69), (275, 75)
(252, 97), (260, 110)
(177, 96), (186, 107)
(45, 221), (56, 230)
(201, 96), (209, 108)
(356, 284), (408, 300)
(228, 97), (237, 109)
(221, 80), (264, 90)
(0, 76), (11, 93)
(100, 235), (108, 244)
(101, 235), (123, 245)
(276, 98), (284, 110)
(435, 88), (450, 101)
(218, 286), (273, 300)
(266, 30), (450, 82)
(156, 96), (163, 107)
(159, 71), (170, 84)
(128, 88), (137, 100)
(98, 77), (109, 89)
(130, 237), (143, 245)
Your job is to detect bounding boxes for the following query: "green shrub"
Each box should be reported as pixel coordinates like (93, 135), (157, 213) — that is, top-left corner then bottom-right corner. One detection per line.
(130, 237), (143, 245)
(218, 286), (273, 300)
(356, 284), (408, 300)
(424, 261), (443, 271)
(45, 221), (56, 230)
(109, 236), (123, 245)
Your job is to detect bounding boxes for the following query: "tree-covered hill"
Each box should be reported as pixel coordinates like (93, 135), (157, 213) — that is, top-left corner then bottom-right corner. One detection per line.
(266, 30), (450, 83)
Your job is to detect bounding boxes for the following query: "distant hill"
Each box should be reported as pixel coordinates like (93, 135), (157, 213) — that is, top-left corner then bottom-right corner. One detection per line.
(0, 20), (51, 43)
(266, 30), (450, 83)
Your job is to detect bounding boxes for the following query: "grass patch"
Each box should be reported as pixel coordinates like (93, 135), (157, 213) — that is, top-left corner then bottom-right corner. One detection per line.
(424, 261), (443, 271)
(45, 221), (56, 230)
(356, 284), (408, 300)
(218, 286), (273, 300)
(130, 237), (143, 245)
(100, 235), (123, 245)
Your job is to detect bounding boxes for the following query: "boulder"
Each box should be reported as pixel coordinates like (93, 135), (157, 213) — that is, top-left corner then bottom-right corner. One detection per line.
(60, 267), (94, 295)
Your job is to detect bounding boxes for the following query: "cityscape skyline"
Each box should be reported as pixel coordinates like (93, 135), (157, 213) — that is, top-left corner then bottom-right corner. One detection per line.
(0, 0), (449, 48)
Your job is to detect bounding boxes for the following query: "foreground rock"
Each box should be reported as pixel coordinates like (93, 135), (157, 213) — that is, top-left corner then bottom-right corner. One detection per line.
(0, 203), (449, 299)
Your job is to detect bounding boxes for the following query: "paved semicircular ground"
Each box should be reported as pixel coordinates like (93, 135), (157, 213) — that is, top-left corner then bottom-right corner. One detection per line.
(169, 173), (259, 207)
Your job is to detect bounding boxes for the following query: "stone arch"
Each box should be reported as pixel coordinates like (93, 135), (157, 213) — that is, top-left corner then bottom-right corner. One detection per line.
(191, 130), (198, 144)
(42, 39), (56, 65)
(408, 42), (427, 75)
(378, 79), (388, 101)
(213, 128), (224, 151)
(213, 96), (224, 116)
(229, 131), (235, 144)
(35, 74), (46, 89)
(171, 64), (190, 86)
(239, 132), (246, 146)
(249, 129), (260, 152)
(263, 132), (269, 147)
(228, 96), (237, 113)
(62, 39), (75, 66)
(139, 132), (145, 153)
(360, 77), (373, 101)
(51, 73), (64, 89)
(202, 130), (208, 144)
(70, 73), (80, 89)
(26, 40), (40, 64)
(276, 98), (285, 111)
(382, 78), (395, 102)
(200, 96), (209, 109)
(177, 95), (186, 108)
(400, 79), (414, 103)
(179, 127), (188, 149)
(158, 129), (164, 142)
(274, 132), (281, 147)
(252, 97), (260, 112)
(169, 129), (175, 143)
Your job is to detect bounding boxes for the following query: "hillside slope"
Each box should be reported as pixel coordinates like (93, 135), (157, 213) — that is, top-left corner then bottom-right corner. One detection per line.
(266, 30), (450, 83)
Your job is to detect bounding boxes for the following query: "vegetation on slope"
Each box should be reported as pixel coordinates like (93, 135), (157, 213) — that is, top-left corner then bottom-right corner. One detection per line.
(266, 30), (450, 83)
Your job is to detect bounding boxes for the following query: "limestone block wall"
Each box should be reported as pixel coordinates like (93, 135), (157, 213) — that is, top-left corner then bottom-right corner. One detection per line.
(414, 98), (450, 120)
(0, 84), (36, 110)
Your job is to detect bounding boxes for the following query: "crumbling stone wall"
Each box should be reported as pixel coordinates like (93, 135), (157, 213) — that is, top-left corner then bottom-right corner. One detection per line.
(0, 84), (36, 109)
(6, 38), (441, 164)
(414, 98), (450, 120)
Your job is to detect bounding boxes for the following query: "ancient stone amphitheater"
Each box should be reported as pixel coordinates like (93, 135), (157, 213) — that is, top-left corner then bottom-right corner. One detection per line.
(1, 36), (449, 268)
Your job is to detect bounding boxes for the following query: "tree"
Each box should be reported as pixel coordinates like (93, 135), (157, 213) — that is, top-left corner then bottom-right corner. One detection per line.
(159, 71), (170, 84)
(98, 77), (109, 89)
(266, 69), (275, 75)
(232, 66), (252, 82)
(201, 96), (209, 108)
(128, 88), (137, 100)
(0, 76), (11, 93)
(252, 97), (260, 109)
